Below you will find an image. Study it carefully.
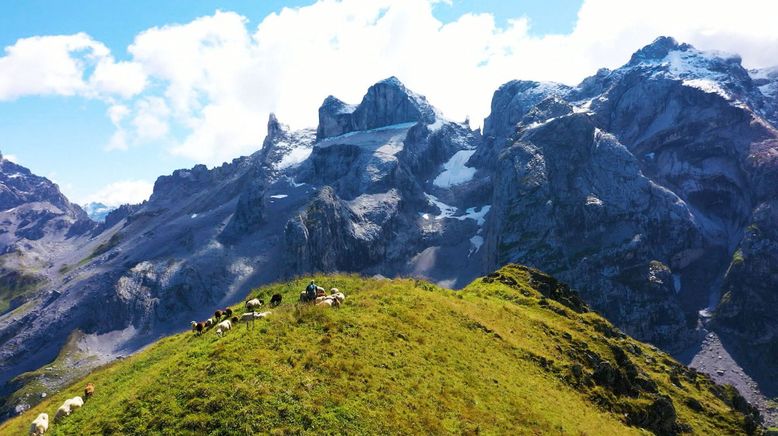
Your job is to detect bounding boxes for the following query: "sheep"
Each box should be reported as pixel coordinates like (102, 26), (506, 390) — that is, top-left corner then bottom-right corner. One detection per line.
(194, 322), (205, 335)
(224, 308), (233, 318)
(315, 286), (326, 297)
(214, 310), (224, 320)
(84, 383), (95, 399)
(270, 293), (282, 307)
(332, 292), (346, 304)
(204, 318), (214, 328)
(29, 413), (48, 435)
(54, 396), (84, 422)
(190, 321), (198, 331)
(245, 298), (262, 311)
(67, 396), (84, 411)
(237, 311), (272, 329)
(54, 402), (70, 421)
(316, 298), (334, 308)
(215, 319), (232, 337)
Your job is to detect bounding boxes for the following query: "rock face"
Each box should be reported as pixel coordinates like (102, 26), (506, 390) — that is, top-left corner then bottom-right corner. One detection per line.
(316, 76), (436, 140)
(0, 75), (486, 417)
(2, 37), (778, 423)
(485, 113), (699, 350)
(714, 200), (778, 365)
(472, 80), (570, 169)
(0, 155), (95, 316)
(481, 37), (778, 355)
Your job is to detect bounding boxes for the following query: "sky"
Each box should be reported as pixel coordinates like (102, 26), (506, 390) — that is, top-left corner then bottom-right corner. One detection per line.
(0, 0), (777, 207)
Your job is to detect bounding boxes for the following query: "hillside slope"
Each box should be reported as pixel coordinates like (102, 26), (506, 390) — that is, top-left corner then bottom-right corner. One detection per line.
(0, 265), (760, 435)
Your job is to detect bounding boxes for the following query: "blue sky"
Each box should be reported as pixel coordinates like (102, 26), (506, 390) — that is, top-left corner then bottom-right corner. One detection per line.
(0, 0), (583, 206)
(0, 0), (775, 206)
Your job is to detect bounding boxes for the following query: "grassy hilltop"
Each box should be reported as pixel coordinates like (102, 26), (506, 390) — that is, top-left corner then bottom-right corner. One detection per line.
(0, 265), (761, 435)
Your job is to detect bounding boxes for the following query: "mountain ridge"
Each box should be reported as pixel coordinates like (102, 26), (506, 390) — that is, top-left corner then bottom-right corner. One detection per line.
(1, 35), (778, 424)
(0, 265), (762, 435)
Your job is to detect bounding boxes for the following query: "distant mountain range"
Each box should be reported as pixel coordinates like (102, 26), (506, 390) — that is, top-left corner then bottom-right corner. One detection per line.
(82, 202), (115, 223)
(1, 36), (777, 423)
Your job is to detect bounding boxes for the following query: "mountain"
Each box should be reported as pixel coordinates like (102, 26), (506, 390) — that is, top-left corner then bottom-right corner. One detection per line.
(1, 37), (778, 425)
(82, 203), (114, 223)
(0, 75), (490, 419)
(0, 153), (95, 316)
(0, 266), (762, 435)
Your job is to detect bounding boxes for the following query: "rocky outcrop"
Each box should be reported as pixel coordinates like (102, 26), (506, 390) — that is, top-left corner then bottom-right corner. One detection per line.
(284, 187), (391, 273)
(484, 114), (699, 350)
(316, 96), (357, 140)
(714, 200), (778, 359)
(472, 80), (570, 168)
(3, 38), (778, 423)
(258, 114), (315, 170)
(316, 76), (436, 140)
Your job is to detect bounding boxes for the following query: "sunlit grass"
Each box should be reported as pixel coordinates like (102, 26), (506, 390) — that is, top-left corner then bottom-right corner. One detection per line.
(0, 267), (757, 435)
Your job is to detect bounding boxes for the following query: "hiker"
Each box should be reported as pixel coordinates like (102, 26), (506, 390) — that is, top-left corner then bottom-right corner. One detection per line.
(302, 280), (317, 303)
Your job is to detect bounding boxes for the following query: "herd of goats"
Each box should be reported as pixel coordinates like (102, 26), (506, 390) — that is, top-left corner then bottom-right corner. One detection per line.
(26, 283), (348, 435)
(189, 285), (347, 337)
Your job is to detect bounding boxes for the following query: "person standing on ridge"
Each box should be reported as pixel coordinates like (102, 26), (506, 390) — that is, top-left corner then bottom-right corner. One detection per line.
(304, 280), (317, 303)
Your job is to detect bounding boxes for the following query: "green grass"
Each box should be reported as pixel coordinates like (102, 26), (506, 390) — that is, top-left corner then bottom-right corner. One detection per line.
(0, 265), (761, 435)
(0, 268), (45, 314)
(0, 330), (100, 416)
(59, 232), (123, 275)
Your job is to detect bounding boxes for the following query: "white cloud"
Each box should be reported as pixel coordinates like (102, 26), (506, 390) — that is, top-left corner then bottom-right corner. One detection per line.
(83, 179), (154, 207)
(88, 58), (147, 99)
(5, 0), (778, 168)
(101, 0), (778, 166)
(132, 97), (170, 141)
(3, 154), (19, 163)
(0, 32), (146, 101)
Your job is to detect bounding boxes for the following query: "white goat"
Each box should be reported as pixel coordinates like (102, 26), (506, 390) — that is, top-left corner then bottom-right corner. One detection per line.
(245, 298), (262, 311)
(67, 396), (84, 411)
(54, 403), (70, 421)
(29, 413), (48, 435)
(238, 311), (271, 329)
(215, 319), (232, 337)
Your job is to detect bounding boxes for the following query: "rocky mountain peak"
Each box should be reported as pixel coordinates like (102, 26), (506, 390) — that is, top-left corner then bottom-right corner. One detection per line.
(262, 113), (289, 150)
(0, 155), (84, 219)
(628, 36), (692, 66)
(316, 77), (437, 140)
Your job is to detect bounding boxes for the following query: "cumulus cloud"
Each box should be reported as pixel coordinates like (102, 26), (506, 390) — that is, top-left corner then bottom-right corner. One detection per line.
(0, 32), (146, 101)
(103, 0), (778, 166)
(83, 179), (154, 207)
(4, 0), (778, 167)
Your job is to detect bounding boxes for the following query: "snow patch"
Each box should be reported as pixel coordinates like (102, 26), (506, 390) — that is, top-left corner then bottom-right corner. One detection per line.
(461, 205), (491, 226)
(275, 144), (312, 170)
(269, 194), (288, 199)
(424, 194), (458, 219)
(324, 122), (417, 142)
(191, 213), (198, 219)
(287, 178), (306, 188)
(682, 79), (731, 99)
(469, 235), (484, 253)
(423, 195), (491, 225)
(433, 149), (476, 188)
(585, 195), (603, 207)
(426, 117), (445, 132)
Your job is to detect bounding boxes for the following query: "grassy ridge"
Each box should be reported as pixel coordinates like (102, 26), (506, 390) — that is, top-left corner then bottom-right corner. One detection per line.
(0, 265), (761, 435)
